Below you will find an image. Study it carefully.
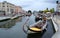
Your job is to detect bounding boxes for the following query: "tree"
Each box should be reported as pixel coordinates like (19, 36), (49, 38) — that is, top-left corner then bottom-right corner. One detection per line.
(56, 1), (58, 4)
(43, 8), (49, 13)
(39, 10), (43, 13)
(46, 8), (48, 10)
(50, 8), (55, 13)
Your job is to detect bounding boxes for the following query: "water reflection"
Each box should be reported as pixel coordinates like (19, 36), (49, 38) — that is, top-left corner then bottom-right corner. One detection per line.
(28, 14), (35, 25)
(0, 15), (55, 38)
(27, 33), (43, 38)
(0, 17), (22, 28)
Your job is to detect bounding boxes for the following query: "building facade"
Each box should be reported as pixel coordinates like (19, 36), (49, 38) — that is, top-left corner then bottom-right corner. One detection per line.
(15, 6), (22, 14)
(0, 1), (15, 15)
(15, 6), (27, 15)
(56, 1), (60, 12)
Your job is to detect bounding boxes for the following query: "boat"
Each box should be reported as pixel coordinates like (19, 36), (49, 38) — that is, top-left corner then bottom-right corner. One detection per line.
(11, 15), (19, 19)
(23, 14), (47, 34)
(46, 12), (51, 19)
(0, 17), (10, 22)
(35, 14), (44, 22)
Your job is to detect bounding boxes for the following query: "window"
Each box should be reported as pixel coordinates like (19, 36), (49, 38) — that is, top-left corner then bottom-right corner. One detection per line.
(59, 6), (60, 7)
(3, 6), (5, 7)
(7, 8), (9, 12)
(2, 3), (4, 4)
(7, 6), (8, 7)
(2, 3), (5, 7)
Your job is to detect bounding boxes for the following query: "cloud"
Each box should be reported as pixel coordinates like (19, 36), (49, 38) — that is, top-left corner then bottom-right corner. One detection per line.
(0, 0), (57, 11)
(22, 0), (56, 11)
(23, 2), (56, 11)
(45, 0), (57, 4)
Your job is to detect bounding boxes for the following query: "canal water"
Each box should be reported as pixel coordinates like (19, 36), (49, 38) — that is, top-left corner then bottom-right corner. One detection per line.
(0, 14), (55, 38)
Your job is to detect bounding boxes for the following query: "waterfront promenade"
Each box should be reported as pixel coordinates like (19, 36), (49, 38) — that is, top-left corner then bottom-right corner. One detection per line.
(0, 14), (23, 21)
(52, 15), (60, 38)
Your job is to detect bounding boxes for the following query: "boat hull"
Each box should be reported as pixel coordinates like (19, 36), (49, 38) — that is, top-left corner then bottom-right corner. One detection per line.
(23, 20), (47, 34)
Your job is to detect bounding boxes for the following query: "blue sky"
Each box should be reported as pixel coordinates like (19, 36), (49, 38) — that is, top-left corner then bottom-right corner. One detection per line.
(0, 0), (58, 11)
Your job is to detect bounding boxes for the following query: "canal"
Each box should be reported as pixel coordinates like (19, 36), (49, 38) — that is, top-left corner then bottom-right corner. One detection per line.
(0, 14), (55, 38)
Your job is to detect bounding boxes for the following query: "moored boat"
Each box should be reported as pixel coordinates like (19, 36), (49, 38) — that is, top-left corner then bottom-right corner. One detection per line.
(23, 14), (47, 34)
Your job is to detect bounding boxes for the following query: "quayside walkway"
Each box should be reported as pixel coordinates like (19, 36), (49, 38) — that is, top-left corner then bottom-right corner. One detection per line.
(52, 15), (60, 38)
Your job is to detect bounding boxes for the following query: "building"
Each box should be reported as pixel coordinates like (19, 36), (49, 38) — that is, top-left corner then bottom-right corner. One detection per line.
(15, 6), (23, 14)
(56, 1), (60, 12)
(0, 1), (15, 15)
(0, 1), (26, 16)
(15, 6), (27, 15)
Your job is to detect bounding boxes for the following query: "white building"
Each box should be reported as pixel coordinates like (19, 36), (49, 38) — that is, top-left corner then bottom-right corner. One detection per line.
(56, 1), (60, 12)
(0, 1), (15, 15)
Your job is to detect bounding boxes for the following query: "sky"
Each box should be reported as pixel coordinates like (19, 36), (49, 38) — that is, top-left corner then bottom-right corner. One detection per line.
(0, 0), (59, 11)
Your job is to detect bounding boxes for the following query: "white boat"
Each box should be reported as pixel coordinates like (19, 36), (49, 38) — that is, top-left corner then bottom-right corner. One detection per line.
(46, 12), (51, 20)
(11, 15), (19, 19)
(23, 15), (47, 34)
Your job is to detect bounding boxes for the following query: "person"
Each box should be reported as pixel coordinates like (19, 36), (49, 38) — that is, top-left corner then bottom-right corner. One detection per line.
(43, 16), (46, 21)
(35, 16), (40, 22)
